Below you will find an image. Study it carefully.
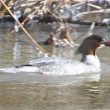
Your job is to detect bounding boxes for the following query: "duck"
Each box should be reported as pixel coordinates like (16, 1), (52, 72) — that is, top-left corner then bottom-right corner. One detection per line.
(43, 32), (57, 45)
(0, 35), (110, 75)
(43, 28), (78, 47)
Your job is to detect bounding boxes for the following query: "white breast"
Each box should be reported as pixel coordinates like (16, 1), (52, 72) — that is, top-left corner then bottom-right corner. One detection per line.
(81, 55), (101, 68)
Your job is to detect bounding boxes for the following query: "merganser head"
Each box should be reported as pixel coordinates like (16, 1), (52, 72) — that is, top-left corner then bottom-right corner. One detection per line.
(44, 32), (55, 45)
(75, 35), (105, 55)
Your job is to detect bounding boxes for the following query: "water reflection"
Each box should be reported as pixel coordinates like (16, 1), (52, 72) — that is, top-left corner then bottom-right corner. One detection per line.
(0, 79), (110, 110)
(13, 42), (21, 60)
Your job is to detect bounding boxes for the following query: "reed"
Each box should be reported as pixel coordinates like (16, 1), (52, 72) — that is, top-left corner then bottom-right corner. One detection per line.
(0, 0), (52, 56)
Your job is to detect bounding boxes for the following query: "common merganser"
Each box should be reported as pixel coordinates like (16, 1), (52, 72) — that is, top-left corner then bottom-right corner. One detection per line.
(0, 35), (110, 75)
(43, 32), (55, 45)
(43, 28), (78, 47)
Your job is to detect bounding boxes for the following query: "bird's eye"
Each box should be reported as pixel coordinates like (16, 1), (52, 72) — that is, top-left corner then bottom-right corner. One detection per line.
(100, 38), (105, 44)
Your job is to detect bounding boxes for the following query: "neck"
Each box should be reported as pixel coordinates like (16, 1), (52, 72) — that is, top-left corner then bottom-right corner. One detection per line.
(81, 54), (100, 68)
(83, 48), (97, 56)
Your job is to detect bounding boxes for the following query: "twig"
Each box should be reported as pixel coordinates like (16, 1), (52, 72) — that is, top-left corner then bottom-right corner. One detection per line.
(11, 6), (41, 33)
(88, 3), (102, 10)
(74, 22), (95, 42)
(0, 0), (51, 56)
(47, 9), (64, 25)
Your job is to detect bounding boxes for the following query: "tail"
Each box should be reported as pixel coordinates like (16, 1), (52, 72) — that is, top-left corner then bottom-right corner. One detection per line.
(0, 67), (17, 73)
(0, 65), (39, 73)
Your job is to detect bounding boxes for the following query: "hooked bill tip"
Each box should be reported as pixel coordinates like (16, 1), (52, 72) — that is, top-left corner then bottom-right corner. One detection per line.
(104, 40), (110, 46)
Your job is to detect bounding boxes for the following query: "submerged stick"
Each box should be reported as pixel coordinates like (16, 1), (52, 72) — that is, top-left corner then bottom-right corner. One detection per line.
(0, 0), (51, 56)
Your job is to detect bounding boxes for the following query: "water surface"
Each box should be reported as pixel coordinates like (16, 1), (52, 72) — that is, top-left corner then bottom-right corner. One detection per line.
(0, 22), (110, 110)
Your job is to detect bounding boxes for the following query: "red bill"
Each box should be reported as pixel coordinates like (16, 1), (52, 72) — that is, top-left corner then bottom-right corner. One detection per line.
(104, 40), (110, 46)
